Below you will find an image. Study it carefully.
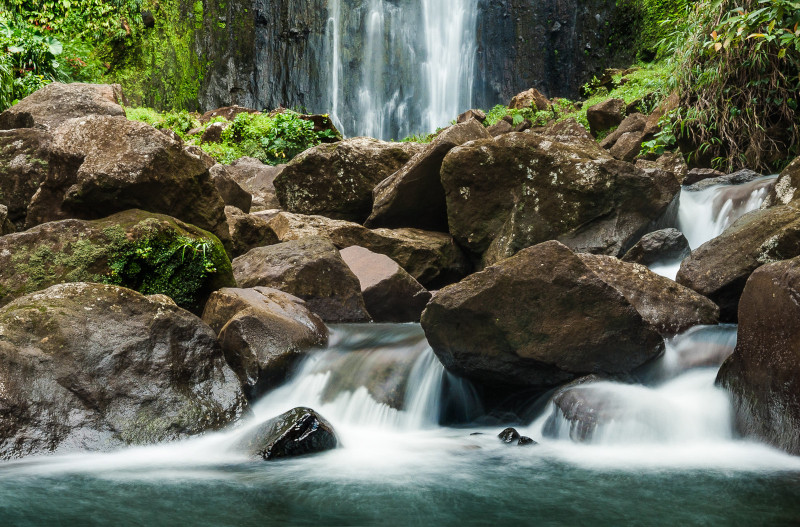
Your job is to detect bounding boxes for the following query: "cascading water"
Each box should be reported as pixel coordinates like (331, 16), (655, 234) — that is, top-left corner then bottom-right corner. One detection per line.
(648, 174), (778, 279)
(328, 0), (478, 139)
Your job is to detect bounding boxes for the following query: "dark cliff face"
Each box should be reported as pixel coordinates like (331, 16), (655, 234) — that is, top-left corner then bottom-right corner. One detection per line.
(197, 0), (630, 132)
(474, 0), (631, 106)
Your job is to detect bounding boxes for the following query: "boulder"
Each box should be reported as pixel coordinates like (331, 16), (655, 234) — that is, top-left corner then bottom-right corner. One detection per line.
(200, 121), (230, 143)
(677, 205), (800, 321)
(716, 256), (800, 455)
(225, 205), (278, 257)
(420, 241), (665, 390)
(202, 287), (327, 399)
(222, 157), (284, 211)
(622, 228), (691, 266)
(340, 246), (431, 323)
(184, 144), (217, 169)
(0, 82), (125, 131)
(24, 115), (231, 251)
(440, 131), (680, 266)
(498, 427), (520, 443)
(211, 165), (253, 212)
(542, 376), (627, 442)
(578, 253), (719, 335)
(685, 168), (764, 192)
(684, 168), (726, 186)
(764, 156), (800, 207)
(457, 109), (486, 124)
(0, 209), (235, 312)
(599, 113), (647, 150)
(268, 211), (470, 288)
(274, 137), (421, 223)
(635, 153), (689, 184)
(232, 236), (370, 322)
(0, 204), (13, 235)
(236, 407), (337, 460)
(586, 98), (625, 136)
(509, 88), (550, 111)
(0, 128), (52, 228)
(538, 118), (594, 144)
(487, 120), (513, 137)
(366, 120), (491, 231)
(0, 282), (247, 460)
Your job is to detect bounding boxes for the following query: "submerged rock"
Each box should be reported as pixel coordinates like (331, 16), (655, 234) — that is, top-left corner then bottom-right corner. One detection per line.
(202, 287), (328, 400)
(440, 131), (679, 266)
(340, 245), (431, 323)
(237, 407), (337, 460)
(268, 211), (470, 288)
(0, 209), (235, 313)
(274, 137), (421, 223)
(0, 82), (126, 130)
(0, 283), (247, 460)
(717, 256), (800, 455)
(498, 427), (520, 443)
(232, 236), (370, 323)
(24, 115), (231, 251)
(677, 205), (800, 321)
(421, 241), (665, 390)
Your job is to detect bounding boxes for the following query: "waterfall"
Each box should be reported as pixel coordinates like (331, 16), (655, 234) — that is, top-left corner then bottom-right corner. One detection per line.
(648, 174), (778, 279)
(328, 0), (478, 139)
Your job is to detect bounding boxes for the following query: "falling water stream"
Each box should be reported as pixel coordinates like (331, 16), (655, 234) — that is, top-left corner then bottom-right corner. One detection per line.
(327, 0), (478, 139)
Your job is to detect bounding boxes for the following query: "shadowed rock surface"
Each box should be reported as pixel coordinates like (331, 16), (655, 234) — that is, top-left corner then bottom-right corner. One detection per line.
(236, 407), (337, 460)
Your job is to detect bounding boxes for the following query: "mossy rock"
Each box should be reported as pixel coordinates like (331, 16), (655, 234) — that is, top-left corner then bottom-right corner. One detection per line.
(0, 209), (235, 313)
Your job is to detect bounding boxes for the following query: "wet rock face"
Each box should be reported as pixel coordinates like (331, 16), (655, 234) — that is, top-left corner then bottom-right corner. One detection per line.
(622, 228), (690, 266)
(716, 256), (800, 455)
(202, 287), (328, 400)
(237, 407), (338, 461)
(274, 138), (421, 223)
(0, 82), (126, 131)
(0, 128), (53, 229)
(340, 245), (431, 323)
(268, 211), (470, 289)
(677, 205), (800, 321)
(366, 120), (491, 231)
(24, 115), (231, 252)
(0, 210), (235, 313)
(0, 283), (247, 460)
(441, 132), (679, 265)
(421, 241), (665, 391)
(232, 236), (370, 323)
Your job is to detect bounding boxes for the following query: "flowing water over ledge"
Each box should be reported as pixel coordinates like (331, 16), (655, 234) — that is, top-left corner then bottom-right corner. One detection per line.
(3, 324), (800, 526)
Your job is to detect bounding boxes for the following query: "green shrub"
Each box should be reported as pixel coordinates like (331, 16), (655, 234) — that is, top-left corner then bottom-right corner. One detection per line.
(667, 0), (800, 171)
(126, 106), (199, 136)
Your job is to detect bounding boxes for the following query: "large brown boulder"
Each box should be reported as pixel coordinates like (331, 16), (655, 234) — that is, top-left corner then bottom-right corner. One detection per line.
(225, 205), (278, 257)
(622, 228), (690, 266)
(0, 209), (235, 313)
(0, 282), (247, 460)
(0, 82), (126, 131)
(274, 138), (421, 223)
(716, 256), (800, 455)
(0, 128), (52, 229)
(366, 120), (490, 231)
(441, 132), (679, 266)
(420, 241), (665, 390)
(268, 211), (470, 288)
(202, 287), (328, 400)
(211, 165), (252, 212)
(232, 236), (370, 323)
(764, 156), (800, 207)
(340, 246), (431, 323)
(222, 157), (284, 211)
(578, 253), (719, 335)
(586, 98), (625, 136)
(509, 88), (550, 111)
(677, 205), (800, 321)
(24, 115), (231, 251)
